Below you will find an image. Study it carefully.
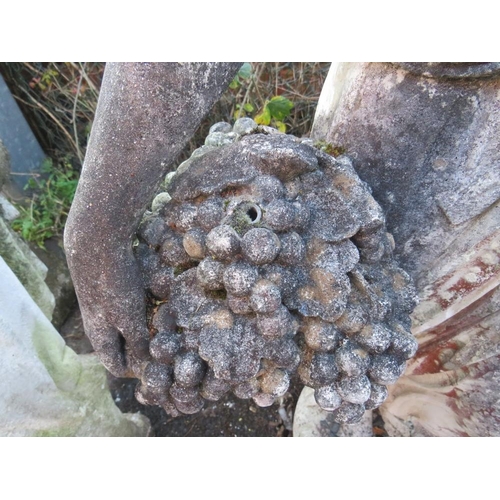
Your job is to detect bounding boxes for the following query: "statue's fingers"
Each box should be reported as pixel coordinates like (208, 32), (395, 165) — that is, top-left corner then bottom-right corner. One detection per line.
(117, 315), (151, 356)
(115, 317), (152, 377)
(126, 334), (152, 377)
(87, 325), (129, 377)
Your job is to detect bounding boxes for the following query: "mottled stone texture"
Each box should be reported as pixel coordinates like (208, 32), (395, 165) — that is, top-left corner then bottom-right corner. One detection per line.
(311, 62), (500, 436)
(133, 122), (417, 423)
(293, 387), (373, 437)
(312, 63), (500, 280)
(0, 214), (55, 320)
(0, 257), (150, 437)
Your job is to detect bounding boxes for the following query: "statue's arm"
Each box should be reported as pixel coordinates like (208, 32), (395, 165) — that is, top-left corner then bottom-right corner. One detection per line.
(64, 62), (240, 377)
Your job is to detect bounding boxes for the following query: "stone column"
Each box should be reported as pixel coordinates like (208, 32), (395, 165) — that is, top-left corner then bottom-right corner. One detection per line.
(306, 62), (500, 436)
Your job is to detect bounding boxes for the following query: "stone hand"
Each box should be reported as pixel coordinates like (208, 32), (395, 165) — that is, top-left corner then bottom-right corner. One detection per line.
(64, 62), (241, 377)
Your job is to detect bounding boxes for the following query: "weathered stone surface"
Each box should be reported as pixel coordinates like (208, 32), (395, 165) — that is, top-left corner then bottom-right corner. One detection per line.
(32, 237), (77, 329)
(133, 124), (417, 420)
(312, 62), (500, 280)
(233, 117), (257, 136)
(397, 62), (500, 80)
(0, 193), (20, 221)
(0, 257), (150, 437)
(293, 386), (373, 437)
(0, 216), (54, 320)
(311, 62), (500, 436)
(381, 236), (500, 436)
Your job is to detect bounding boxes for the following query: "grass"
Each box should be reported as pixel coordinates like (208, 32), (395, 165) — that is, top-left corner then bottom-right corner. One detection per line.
(10, 157), (78, 248)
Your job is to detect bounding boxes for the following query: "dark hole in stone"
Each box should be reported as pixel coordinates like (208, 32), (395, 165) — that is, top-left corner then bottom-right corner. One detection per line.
(207, 289), (228, 300)
(173, 261), (197, 276)
(247, 206), (258, 222)
(117, 331), (127, 358)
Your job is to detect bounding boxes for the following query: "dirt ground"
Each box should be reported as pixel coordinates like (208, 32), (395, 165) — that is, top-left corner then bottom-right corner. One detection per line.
(61, 306), (301, 437)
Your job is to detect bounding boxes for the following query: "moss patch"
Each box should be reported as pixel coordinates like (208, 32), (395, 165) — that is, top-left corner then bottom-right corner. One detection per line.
(314, 140), (346, 157)
(32, 318), (82, 393)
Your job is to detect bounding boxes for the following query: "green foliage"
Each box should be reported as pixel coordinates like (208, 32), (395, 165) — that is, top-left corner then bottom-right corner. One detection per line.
(229, 64), (295, 132)
(37, 68), (59, 91)
(255, 105), (271, 125)
(236, 102), (255, 113)
(255, 96), (294, 132)
(229, 63), (253, 89)
(11, 157), (79, 248)
(266, 96), (295, 121)
(230, 63), (255, 119)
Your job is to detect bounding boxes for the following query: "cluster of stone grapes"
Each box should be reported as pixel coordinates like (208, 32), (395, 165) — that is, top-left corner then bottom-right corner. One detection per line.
(133, 118), (418, 423)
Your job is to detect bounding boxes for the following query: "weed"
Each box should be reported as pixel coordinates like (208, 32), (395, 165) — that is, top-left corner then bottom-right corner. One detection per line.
(254, 95), (294, 132)
(228, 62), (253, 90)
(222, 62), (329, 139)
(11, 157), (79, 248)
(228, 64), (295, 132)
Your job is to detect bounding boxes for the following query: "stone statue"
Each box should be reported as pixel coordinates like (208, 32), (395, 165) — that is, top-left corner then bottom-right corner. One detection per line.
(66, 62), (417, 424)
(66, 62), (500, 436)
